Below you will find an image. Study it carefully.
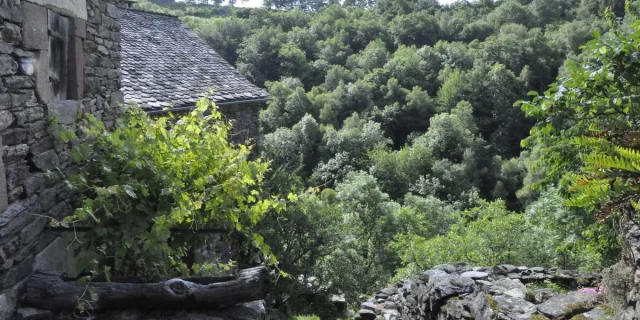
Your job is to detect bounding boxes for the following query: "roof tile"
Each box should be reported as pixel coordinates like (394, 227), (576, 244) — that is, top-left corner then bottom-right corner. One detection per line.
(119, 10), (269, 111)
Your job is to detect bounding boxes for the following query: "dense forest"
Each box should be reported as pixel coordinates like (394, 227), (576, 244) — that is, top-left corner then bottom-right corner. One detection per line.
(128, 0), (637, 316)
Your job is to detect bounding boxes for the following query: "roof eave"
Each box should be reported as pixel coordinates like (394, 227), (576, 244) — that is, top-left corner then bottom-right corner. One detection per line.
(143, 97), (271, 115)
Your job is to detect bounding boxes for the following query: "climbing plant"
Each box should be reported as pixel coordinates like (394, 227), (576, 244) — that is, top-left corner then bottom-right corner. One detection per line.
(51, 98), (285, 280)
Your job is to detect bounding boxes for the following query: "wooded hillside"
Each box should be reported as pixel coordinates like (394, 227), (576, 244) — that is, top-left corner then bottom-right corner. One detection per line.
(137, 0), (637, 317)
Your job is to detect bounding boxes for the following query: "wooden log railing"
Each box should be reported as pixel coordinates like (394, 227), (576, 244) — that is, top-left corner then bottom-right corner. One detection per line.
(25, 266), (269, 311)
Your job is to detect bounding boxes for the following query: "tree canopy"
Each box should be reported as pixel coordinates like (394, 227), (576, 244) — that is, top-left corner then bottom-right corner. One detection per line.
(133, 0), (638, 316)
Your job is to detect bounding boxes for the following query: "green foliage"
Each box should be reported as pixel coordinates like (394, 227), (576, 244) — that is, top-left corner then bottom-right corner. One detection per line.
(51, 98), (283, 279)
(141, 0), (640, 313)
(525, 187), (608, 270)
(393, 200), (554, 278)
(520, 11), (640, 264)
(315, 171), (399, 301)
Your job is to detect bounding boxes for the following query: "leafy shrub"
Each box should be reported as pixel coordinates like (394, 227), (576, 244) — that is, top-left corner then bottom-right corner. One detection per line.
(51, 98), (284, 280)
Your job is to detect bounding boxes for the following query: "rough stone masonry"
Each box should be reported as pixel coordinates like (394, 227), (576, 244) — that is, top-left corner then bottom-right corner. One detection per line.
(0, 0), (124, 318)
(358, 263), (606, 320)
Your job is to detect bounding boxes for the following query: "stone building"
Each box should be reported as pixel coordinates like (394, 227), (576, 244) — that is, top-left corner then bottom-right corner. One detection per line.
(0, 0), (123, 317)
(119, 9), (268, 143)
(0, 1), (265, 318)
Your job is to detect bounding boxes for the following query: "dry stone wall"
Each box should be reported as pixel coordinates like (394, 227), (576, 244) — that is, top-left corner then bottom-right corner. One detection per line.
(357, 263), (606, 320)
(0, 0), (123, 318)
(614, 203), (640, 320)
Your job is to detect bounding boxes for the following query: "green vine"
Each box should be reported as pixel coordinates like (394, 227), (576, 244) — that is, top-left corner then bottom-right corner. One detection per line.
(49, 97), (287, 280)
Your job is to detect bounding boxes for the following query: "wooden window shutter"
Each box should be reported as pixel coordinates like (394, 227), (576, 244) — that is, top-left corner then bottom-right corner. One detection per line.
(48, 10), (69, 101)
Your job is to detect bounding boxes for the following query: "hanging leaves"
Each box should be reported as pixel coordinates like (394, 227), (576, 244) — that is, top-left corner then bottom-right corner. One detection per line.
(53, 98), (285, 280)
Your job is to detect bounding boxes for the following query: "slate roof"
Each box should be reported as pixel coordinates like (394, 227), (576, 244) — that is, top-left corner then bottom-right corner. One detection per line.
(119, 9), (269, 111)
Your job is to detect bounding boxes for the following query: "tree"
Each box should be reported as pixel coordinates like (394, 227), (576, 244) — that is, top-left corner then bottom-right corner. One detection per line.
(520, 14), (634, 268)
(487, 0), (534, 28)
(256, 191), (343, 315)
(389, 11), (440, 47)
(368, 144), (433, 199)
(188, 17), (248, 64)
(316, 172), (399, 301)
(394, 200), (554, 278)
(385, 45), (443, 93)
(261, 78), (314, 133)
(237, 26), (287, 85)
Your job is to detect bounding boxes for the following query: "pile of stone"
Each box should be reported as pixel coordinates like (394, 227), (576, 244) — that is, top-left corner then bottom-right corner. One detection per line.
(356, 263), (610, 320)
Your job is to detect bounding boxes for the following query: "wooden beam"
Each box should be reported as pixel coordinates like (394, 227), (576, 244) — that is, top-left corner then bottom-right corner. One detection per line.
(25, 267), (270, 311)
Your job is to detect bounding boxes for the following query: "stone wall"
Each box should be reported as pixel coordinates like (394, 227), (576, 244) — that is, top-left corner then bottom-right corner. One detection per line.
(0, 0), (123, 318)
(356, 263), (606, 320)
(615, 203), (640, 320)
(219, 102), (261, 145)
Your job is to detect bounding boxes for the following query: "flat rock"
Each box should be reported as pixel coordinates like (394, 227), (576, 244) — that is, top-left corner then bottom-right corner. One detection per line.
(493, 278), (526, 292)
(433, 264), (457, 274)
(47, 100), (80, 124)
(360, 301), (376, 311)
(461, 271), (489, 280)
(494, 295), (536, 320)
(523, 273), (547, 281)
(383, 300), (397, 310)
(582, 307), (608, 319)
(0, 110), (13, 131)
(427, 273), (475, 307)
(380, 287), (398, 296)
(505, 288), (525, 299)
(493, 264), (519, 275)
(533, 288), (557, 304)
(31, 150), (59, 171)
(537, 292), (600, 319)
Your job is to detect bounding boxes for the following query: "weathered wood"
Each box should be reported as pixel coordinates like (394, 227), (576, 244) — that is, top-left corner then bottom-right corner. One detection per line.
(25, 267), (269, 311)
(48, 9), (69, 100)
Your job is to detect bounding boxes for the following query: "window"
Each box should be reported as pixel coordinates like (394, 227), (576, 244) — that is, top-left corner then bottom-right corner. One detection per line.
(48, 10), (69, 101)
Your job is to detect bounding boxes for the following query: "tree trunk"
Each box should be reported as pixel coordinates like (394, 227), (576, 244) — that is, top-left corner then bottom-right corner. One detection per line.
(25, 267), (269, 311)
